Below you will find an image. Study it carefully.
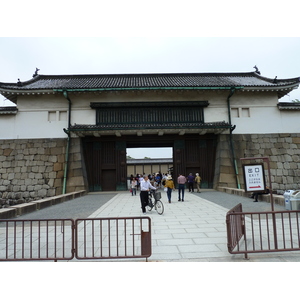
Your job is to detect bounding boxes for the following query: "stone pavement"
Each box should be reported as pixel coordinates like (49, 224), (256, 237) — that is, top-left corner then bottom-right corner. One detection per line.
(83, 189), (300, 262)
(4, 189), (300, 262)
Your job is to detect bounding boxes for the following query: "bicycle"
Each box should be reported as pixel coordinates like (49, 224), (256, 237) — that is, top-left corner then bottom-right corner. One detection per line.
(147, 190), (164, 215)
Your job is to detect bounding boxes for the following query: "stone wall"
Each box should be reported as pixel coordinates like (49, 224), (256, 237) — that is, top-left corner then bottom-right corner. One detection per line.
(0, 138), (86, 203)
(1, 133), (300, 203)
(215, 133), (300, 193)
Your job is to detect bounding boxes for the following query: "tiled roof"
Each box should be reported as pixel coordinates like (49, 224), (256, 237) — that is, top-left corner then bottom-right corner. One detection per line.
(0, 106), (18, 115)
(0, 72), (299, 90)
(69, 121), (231, 131)
(1, 72), (299, 102)
(66, 121), (232, 137)
(277, 102), (300, 110)
(127, 158), (173, 164)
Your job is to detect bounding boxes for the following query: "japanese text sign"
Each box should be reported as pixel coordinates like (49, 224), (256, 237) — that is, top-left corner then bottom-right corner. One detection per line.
(242, 163), (266, 192)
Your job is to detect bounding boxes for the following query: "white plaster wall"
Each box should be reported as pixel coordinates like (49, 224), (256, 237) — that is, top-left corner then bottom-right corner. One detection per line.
(278, 110), (300, 133)
(205, 91), (300, 134)
(1, 90), (299, 139)
(0, 115), (17, 139)
(0, 111), (68, 139)
(0, 94), (69, 139)
(229, 92), (300, 134)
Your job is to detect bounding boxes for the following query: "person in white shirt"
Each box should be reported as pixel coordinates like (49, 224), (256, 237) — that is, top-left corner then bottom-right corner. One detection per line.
(140, 175), (156, 214)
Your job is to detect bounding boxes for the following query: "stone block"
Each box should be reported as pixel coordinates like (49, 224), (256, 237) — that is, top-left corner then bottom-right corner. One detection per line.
(0, 208), (17, 219)
(11, 202), (37, 216)
(67, 176), (85, 187)
(219, 173), (236, 184)
(50, 147), (63, 155)
(48, 156), (58, 163)
(32, 198), (53, 210)
(38, 165), (46, 173)
(3, 148), (13, 156)
(53, 162), (63, 172)
(37, 189), (48, 198)
(47, 188), (56, 197)
(292, 137), (300, 144)
(49, 172), (57, 179)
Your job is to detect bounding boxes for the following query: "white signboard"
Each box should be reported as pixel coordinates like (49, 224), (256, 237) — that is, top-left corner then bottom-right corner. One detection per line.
(243, 164), (266, 192)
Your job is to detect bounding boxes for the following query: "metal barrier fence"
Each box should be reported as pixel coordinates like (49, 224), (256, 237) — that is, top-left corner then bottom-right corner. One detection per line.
(226, 203), (300, 259)
(0, 217), (151, 261)
(74, 217), (151, 260)
(0, 219), (74, 261)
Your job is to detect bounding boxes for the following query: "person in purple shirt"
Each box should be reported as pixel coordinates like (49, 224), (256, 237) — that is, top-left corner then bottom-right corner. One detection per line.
(187, 173), (195, 192)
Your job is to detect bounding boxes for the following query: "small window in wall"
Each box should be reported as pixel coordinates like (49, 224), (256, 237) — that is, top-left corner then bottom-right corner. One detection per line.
(231, 108), (239, 118)
(231, 107), (250, 118)
(241, 108), (250, 118)
(59, 111), (67, 121)
(48, 111), (68, 122)
(48, 111), (56, 122)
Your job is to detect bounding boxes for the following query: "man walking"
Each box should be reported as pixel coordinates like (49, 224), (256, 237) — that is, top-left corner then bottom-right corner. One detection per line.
(140, 175), (156, 214)
(195, 173), (201, 193)
(187, 173), (195, 192)
(177, 173), (186, 201)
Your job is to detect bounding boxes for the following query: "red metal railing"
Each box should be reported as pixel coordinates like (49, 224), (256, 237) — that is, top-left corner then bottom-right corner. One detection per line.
(0, 219), (74, 261)
(226, 204), (300, 259)
(74, 217), (151, 260)
(226, 203), (244, 253)
(0, 217), (151, 261)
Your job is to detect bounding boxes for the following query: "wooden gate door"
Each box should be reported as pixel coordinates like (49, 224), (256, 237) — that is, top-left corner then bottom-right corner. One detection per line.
(173, 136), (217, 188)
(82, 138), (127, 192)
(82, 140), (102, 191)
(101, 169), (116, 191)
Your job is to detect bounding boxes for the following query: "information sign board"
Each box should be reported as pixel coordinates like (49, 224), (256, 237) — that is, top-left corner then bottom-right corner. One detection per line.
(242, 163), (266, 192)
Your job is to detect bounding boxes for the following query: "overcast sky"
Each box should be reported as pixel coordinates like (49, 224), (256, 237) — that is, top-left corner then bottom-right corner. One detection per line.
(1, 0), (298, 286)
(1, 37), (299, 158)
(1, 3), (299, 159)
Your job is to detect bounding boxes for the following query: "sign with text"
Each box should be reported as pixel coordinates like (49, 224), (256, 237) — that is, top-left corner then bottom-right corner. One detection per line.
(243, 163), (266, 192)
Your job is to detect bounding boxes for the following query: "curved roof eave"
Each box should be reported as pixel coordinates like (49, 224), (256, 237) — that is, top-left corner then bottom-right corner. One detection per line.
(1, 71), (299, 102)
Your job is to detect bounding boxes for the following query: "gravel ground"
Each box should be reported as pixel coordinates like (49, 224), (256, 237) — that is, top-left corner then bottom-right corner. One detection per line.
(194, 189), (284, 212)
(9, 189), (285, 220)
(11, 193), (117, 220)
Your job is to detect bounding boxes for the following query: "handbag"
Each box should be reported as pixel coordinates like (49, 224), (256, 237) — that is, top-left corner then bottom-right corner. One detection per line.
(164, 187), (168, 192)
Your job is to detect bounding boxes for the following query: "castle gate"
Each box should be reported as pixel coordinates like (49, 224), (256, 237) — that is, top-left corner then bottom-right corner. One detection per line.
(71, 101), (231, 191)
(82, 134), (218, 191)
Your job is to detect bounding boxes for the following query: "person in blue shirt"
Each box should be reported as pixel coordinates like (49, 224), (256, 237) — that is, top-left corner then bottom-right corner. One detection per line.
(187, 173), (195, 192)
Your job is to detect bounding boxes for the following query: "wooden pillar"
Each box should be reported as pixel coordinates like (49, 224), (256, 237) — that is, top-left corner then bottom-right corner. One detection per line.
(116, 141), (127, 190)
(173, 139), (186, 186)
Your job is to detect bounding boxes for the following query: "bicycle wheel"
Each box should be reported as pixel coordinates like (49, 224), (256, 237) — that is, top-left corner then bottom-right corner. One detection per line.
(147, 199), (153, 211)
(155, 200), (164, 215)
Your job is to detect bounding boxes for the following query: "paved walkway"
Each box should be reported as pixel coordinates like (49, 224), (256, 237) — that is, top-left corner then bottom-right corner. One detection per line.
(83, 189), (300, 262)
(6, 189), (300, 262)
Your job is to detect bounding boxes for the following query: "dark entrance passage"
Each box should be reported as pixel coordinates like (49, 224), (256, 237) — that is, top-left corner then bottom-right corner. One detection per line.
(82, 134), (217, 192)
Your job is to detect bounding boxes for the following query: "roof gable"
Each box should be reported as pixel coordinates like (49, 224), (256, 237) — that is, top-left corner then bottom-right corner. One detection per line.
(1, 71), (299, 101)
(1, 71), (299, 89)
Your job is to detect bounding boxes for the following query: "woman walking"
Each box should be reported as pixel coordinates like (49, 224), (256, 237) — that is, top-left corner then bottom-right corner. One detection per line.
(131, 178), (137, 196)
(164, 174), (175, 203)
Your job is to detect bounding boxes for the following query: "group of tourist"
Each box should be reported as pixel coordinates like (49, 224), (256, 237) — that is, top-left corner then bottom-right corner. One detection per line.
(129, 172), (202, 212)
(172, 172), (202, 203)
(129, 172), (171, 195)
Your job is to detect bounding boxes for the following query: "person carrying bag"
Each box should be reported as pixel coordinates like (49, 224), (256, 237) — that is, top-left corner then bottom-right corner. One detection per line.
(164, 175), (175, 203)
